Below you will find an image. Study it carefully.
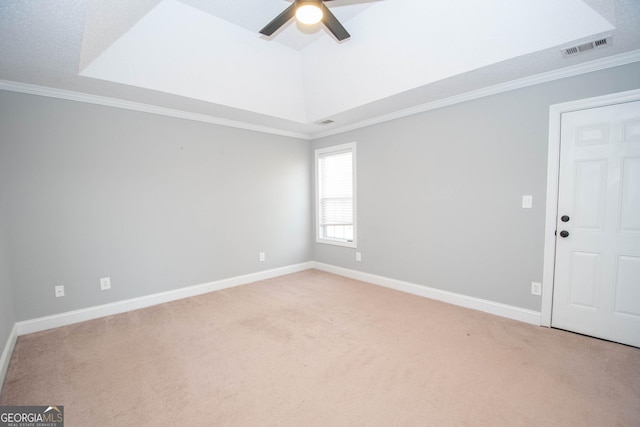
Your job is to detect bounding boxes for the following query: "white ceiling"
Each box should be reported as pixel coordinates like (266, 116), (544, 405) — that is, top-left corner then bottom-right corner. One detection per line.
(0, 0), (639, 138)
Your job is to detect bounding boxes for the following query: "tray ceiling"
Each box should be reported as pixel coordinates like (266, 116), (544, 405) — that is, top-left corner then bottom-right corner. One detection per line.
(1, 0), (639, 138)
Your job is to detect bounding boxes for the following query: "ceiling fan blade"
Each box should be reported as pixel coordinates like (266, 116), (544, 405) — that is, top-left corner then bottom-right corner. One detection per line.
(320, 3), (350, 41)
(259, 3), (296, 36)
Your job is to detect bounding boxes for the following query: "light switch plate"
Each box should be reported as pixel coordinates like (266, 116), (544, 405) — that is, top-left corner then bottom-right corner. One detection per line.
(531, 282), (542, 296)
(522, 195), (533, 209)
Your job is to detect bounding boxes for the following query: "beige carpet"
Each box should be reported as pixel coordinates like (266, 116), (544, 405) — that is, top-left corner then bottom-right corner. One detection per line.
(1, 269), (638, 426)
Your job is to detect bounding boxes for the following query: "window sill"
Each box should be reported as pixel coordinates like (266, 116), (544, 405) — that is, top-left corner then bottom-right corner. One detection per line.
(316, 238), (357, 248)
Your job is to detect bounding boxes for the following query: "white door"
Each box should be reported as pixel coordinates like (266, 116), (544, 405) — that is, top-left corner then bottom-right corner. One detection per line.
(552, 100), (640, 347)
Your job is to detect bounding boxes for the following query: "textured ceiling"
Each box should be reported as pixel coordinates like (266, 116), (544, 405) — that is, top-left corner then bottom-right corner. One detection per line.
(0, 0), (639, 138)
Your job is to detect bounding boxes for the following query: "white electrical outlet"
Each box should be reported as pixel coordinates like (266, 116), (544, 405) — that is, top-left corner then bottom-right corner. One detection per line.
(531, 282), (542, 296)
(259, 252), (266, 262)
(100, 277), (111, 291)
(356, 252), (362, 262)
(55, 285), (65, 298)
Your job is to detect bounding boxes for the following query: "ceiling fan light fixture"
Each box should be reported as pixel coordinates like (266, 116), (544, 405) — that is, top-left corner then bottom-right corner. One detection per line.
(296, 1), (323, 25)
(260, 0), (350, 42)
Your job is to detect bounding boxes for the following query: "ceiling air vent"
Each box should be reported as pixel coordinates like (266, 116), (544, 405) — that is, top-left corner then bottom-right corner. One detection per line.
(562, 36), (612, 57)
(318, 119), (335, 125)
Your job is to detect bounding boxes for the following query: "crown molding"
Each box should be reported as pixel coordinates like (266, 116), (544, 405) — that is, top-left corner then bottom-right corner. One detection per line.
(310, 49), (640, 139)
(0, 81), (310, 140)
(1, 50), (639, 141)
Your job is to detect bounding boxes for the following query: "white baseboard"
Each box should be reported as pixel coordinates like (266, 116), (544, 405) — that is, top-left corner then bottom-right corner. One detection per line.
(11, 259), (540, 341)
(0, 324), (18, 394)
(312, 262), (542, 326)
(16, 262), (314, 336)
(2, 260), (540, 390)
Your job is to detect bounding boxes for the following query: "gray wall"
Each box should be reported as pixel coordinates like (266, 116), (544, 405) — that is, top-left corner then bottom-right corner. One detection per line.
(0, 91), (311, 321)
(1, 62), (639, 325)
(312, 62), (640, 311)
(0, 184), (15, 349)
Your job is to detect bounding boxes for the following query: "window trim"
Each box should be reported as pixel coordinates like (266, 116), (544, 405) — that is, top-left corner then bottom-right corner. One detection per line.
(315, 142), (357, 248)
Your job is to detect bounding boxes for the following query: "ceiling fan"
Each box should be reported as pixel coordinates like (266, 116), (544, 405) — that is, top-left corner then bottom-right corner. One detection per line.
(260, 0), (350, 42)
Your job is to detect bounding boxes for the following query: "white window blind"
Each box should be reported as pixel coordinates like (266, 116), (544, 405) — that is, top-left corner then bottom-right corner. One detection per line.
(316, 143), (356, 247)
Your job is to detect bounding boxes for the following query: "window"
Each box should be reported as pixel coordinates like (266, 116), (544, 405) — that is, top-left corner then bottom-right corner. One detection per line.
(315, 142), (356, 247)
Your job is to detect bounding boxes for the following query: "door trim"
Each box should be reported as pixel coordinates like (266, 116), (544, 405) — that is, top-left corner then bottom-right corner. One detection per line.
(541, 88), (640, 327)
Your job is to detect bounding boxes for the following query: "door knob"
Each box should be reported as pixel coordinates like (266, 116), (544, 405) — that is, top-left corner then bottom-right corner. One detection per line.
(561, 215), (570, 222)
(560, 230), (569, 238)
